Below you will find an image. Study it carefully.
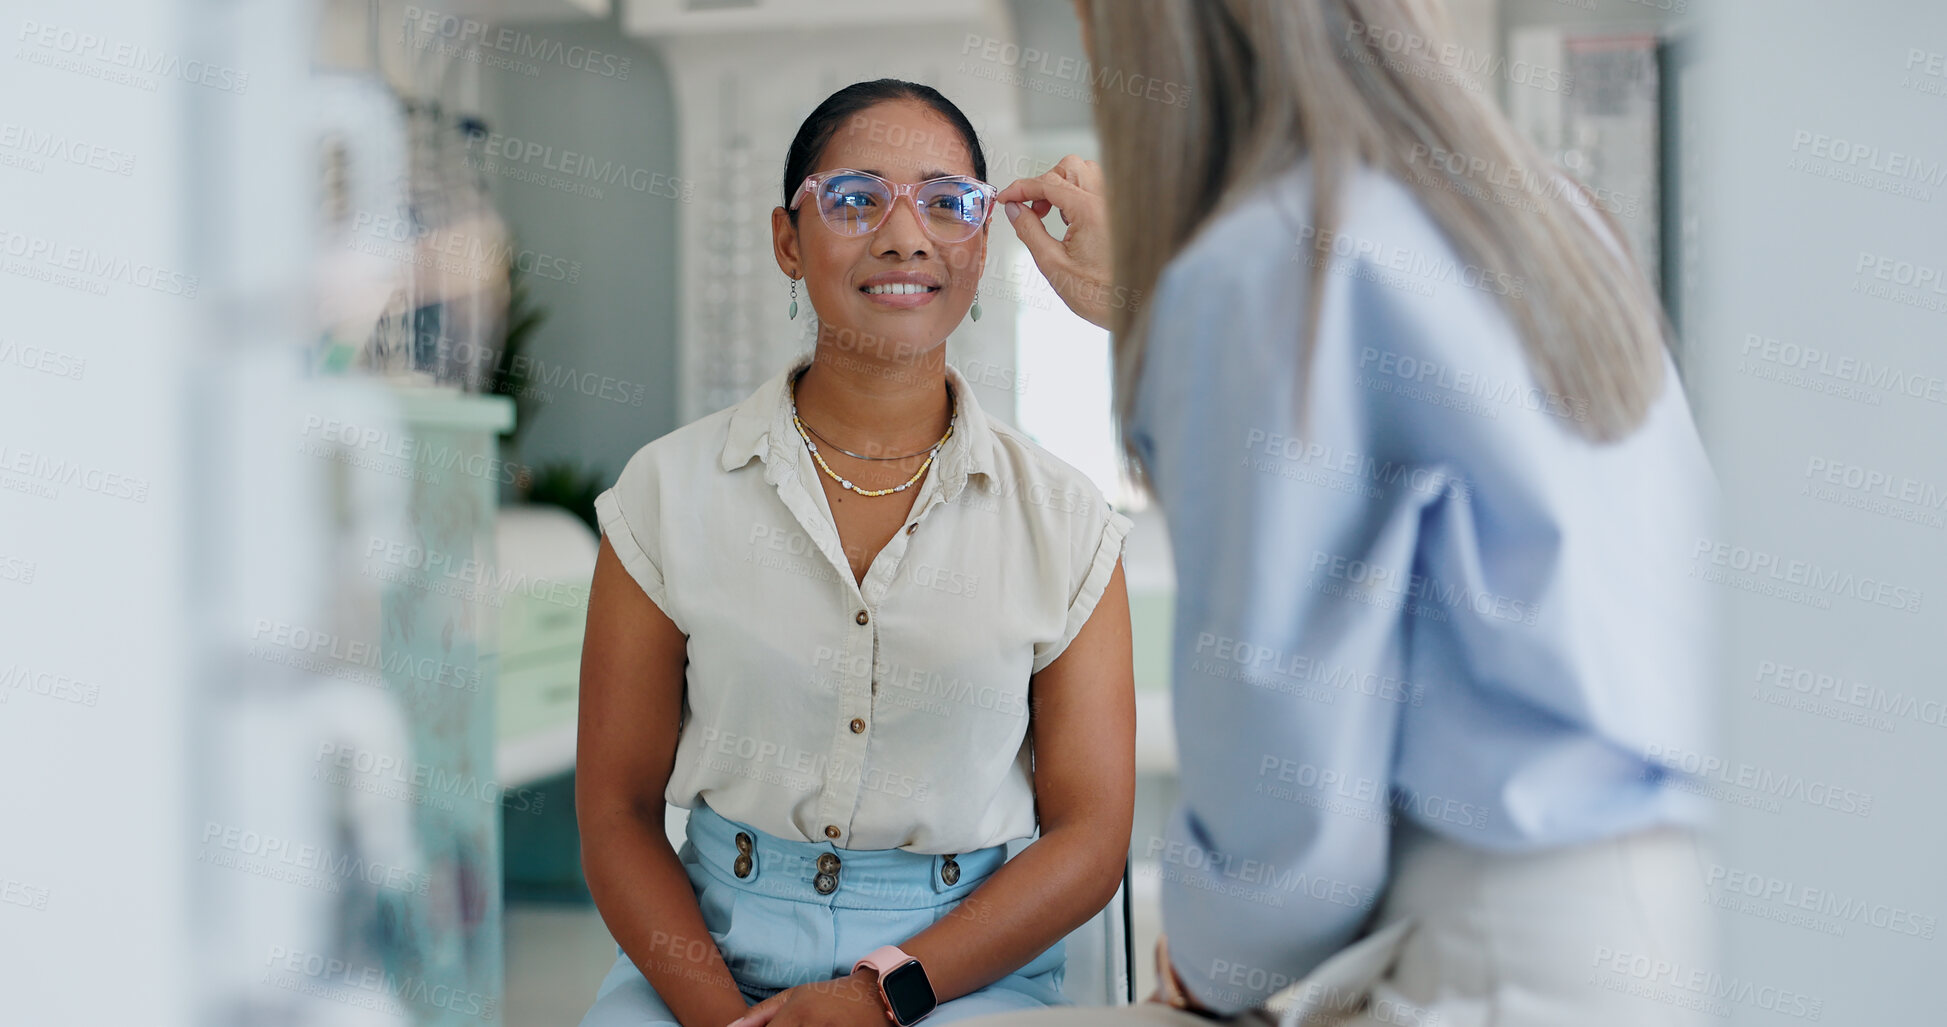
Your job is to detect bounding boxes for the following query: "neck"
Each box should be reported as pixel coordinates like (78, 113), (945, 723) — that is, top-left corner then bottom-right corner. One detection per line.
(793, 333), (953, 459)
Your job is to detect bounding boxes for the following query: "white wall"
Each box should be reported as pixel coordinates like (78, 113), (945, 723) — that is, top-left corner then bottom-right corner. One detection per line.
(1694, 2), (1947, 1021)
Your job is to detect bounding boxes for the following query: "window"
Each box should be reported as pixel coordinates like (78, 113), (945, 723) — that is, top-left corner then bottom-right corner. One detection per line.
(1010, 250), (1146, 511)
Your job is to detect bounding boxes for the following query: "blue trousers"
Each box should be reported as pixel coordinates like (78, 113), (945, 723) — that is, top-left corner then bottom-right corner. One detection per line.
(578, 800), (1067, 1026)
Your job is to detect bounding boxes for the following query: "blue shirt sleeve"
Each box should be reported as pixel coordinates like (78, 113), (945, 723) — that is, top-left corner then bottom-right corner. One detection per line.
(1133, 207), (1419, 1014)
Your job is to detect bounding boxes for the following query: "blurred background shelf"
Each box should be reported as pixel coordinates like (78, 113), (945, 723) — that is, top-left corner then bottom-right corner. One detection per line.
(493, 503), (596, 789)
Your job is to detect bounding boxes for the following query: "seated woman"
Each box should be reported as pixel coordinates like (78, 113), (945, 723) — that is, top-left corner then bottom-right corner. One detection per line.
(576, 79), (1137, 1027)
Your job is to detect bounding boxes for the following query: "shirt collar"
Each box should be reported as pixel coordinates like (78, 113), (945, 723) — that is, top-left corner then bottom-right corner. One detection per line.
(718, 353), (998, 501)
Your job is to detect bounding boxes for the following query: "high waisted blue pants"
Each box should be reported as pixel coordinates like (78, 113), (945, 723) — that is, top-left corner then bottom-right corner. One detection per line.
(578, 799), (1068, 1026)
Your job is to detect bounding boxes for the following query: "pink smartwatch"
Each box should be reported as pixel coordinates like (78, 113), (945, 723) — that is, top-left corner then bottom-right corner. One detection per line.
(853, 945), (937, 1026)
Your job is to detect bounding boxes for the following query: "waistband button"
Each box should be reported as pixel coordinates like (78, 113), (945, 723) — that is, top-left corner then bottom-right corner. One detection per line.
(733, 832), (755, 878)
(814, 871), (838, 894)
(817, 853), (840, 873)
(941, 854), (960, 886)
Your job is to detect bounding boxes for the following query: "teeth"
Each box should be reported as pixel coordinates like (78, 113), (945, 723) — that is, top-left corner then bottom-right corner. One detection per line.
(863, 283), (935, 295)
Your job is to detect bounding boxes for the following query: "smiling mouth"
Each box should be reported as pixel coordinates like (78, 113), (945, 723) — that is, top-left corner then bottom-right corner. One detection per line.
(860, 283), (940, 295)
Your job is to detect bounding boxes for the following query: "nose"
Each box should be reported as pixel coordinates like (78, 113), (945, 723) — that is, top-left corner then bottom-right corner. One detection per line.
(871, 193), (932, 261)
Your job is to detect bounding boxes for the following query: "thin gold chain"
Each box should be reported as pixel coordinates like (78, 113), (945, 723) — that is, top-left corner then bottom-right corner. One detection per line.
(799, 416), (939, 460)
(788, 371), (955, 498)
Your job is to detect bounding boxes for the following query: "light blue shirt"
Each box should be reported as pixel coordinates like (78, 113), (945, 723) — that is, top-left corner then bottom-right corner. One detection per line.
(1130, 161), (1717, 1012)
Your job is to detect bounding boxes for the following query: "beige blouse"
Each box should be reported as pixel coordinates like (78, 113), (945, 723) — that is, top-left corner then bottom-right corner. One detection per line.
(593, 355), (1133, 853)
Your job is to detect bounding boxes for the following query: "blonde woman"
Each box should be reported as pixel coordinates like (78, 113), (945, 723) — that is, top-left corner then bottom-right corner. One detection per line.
(577, 80), (1136, 1027)
(980, 2), (1717, 1025)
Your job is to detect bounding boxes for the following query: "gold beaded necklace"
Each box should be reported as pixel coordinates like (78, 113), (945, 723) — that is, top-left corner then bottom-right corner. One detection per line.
(788, 369), (955, 498)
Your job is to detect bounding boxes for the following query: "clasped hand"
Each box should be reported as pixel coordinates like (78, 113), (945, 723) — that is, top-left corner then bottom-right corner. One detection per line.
(726, 969), (892, 1027)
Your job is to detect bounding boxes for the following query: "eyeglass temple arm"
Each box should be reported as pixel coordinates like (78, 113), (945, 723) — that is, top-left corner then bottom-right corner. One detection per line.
(789, 175), (818, 210)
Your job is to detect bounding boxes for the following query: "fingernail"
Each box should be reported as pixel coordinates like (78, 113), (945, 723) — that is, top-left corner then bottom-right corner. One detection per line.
(1004, 201), (1022, 221)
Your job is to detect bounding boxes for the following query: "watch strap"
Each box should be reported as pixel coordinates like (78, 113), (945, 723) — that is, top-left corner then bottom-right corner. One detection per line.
(853, 944), (914, 977)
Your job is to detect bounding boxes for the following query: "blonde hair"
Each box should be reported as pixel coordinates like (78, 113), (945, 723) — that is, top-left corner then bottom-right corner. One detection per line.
(1081, 0), (1670, 472)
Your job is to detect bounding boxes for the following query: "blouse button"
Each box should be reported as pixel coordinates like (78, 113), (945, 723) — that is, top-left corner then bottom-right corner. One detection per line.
(850, 718), (866, 734)
(905, 523), (917, 535)
(824, 825), (841, 840)
(855, 609), (869, 626)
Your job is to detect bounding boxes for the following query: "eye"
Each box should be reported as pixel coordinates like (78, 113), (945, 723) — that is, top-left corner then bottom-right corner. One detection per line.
(822, 175), (884, 210)
(921, 183), (984, 215)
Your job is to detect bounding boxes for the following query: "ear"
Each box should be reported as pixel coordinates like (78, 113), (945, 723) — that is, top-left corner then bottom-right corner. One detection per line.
(771, 206), (801, 279)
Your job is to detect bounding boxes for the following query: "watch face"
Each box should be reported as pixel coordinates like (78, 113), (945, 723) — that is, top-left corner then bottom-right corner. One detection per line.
(880, 960), (937, 1025)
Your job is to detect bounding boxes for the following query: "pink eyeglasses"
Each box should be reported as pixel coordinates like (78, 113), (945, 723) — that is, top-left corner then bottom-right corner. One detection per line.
(790, 168), (999, 244)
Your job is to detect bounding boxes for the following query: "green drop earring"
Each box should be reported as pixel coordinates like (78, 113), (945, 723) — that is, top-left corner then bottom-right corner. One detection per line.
(788, 275), (800, 320)
(970, 288), (982, 322)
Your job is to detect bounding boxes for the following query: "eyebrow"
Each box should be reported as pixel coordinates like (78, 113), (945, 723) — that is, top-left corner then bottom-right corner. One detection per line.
(856, 167), (963, 180)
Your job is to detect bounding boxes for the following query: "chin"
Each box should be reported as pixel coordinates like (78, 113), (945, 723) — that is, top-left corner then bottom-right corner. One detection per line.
(845, 312), (954, 356)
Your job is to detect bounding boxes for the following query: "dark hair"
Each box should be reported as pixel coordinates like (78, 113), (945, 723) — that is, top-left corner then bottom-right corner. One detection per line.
(781, 78), (987, 223)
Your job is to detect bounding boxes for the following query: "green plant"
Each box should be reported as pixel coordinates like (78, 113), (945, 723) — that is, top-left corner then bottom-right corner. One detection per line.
(492, 258), (548, 453)
(520, 460), (606, 534)
(488, 252), (610, 525)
